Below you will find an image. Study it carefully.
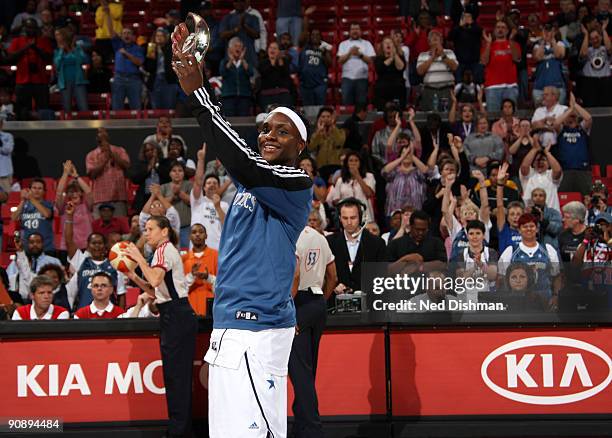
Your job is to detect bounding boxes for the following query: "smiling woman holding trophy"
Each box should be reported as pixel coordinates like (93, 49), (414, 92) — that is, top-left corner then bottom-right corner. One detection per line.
(172, 12), (312, 438)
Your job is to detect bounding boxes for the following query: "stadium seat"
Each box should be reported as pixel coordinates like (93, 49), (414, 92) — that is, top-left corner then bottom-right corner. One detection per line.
(7, 191), (21, 206)
(0, 252), (15, 269)
(606, 164), (612, 177)
(106, 110), (142, 119)
(592, 165), (601, 178)
(558, 192), (582, 208)
(126, 287), (140, 308)
(1, 204), (15, 220)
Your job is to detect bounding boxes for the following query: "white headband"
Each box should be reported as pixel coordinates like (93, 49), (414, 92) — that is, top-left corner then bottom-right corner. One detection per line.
(268, 107), (307, 142)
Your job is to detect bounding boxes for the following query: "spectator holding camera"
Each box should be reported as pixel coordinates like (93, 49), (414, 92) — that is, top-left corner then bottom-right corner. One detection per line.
(571, 216), (612, 292)
(527, 187), (562, 250)
(519, 136), (563, 212)
(587, 182), (612, 226)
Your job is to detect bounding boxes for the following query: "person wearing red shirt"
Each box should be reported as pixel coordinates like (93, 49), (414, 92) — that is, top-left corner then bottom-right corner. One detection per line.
(6, 19), (53, 120)
(91, 203), (130, 238)
(480, 20), (521, 112)
(73, 272), (125, 319)
(12, 275), (69, 320)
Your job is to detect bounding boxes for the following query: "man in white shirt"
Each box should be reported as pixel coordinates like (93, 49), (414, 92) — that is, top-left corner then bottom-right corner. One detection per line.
(531, 86), (568, 147)
(191, 144), (229, 250)
(337, 23), (375, 106)
(519, 137), (563, 211)
(289, 224), (336, 438)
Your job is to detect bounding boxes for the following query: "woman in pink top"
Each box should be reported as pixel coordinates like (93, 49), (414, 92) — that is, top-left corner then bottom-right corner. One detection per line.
(55, 160), (93, 250)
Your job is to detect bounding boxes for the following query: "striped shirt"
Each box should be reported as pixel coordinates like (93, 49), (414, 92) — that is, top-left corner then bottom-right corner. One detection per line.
(152, 241), (189, 304)
(417, 49), (457, 87)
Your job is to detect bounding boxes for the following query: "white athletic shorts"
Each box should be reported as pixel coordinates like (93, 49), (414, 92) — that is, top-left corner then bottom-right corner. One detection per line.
(204, 327), (295, 438)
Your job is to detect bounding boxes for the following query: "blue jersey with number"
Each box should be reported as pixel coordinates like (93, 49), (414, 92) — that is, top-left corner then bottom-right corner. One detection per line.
(188, 84), (312, 330)
(76, 257), (118, 309)
(557, 126), (589, 171)
(21, 200), (54, 252)
(298, 45), (328, 88)
(510, 243), (552, 296)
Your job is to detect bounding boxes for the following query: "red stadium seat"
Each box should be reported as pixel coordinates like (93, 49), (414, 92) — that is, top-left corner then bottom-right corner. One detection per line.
(0, 252), (15, 269)
(592, 165), (601, 177)
(126, 287), (140, 308)
(143, 109), (176, 119)
(7, 191), (21, 206)
(606, 164), (612, 177)
(558, 192), (583, 208)
(1, 204), (15, 219)
(106, 110), (142, 119)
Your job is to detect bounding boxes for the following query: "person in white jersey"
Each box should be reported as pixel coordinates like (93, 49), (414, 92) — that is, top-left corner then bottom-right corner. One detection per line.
(289, 223), (337, 438)
(125, 215), (198, 438)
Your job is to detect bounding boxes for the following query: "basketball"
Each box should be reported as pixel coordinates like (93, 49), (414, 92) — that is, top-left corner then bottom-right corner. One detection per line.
(108, 241), (137, 273)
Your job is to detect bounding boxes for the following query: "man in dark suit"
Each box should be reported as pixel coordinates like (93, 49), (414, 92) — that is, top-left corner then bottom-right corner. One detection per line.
(387, 209), (447, 274)
(326, 198), (387, 295)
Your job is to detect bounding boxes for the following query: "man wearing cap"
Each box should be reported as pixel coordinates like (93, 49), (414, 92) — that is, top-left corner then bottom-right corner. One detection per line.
(92, 203), (130, 239)
(417, 29), (458, 111)
(172, 23), (312, 438)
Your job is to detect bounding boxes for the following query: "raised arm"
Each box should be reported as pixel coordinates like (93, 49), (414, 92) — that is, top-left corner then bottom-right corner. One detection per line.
(520, 140), (540, 177)
(172, 28), (312, 218)
(496, 162), (509, 231)
(543, 144), (563, 181)
(192, 142), (206, 200)
(64, 203), (78, 259)
(472, 169), (490, 224)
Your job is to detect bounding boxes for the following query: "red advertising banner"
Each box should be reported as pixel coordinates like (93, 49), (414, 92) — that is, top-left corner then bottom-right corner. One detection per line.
(0, 329), (387, 423)
(288, 329), (387, 416)
(391, 328), (612, 416)
(0, 334), (210, 423)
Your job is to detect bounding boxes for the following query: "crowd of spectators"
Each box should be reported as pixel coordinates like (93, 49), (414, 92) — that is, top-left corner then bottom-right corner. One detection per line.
(0, 0), (610, 321)
(0, 0), (610, 120)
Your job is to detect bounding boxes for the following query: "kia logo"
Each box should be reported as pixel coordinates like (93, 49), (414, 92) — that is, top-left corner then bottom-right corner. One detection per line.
(481, 337), (612, 405)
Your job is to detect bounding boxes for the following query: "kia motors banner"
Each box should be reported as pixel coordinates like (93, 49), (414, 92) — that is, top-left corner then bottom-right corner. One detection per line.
(391, 328), (612, 416)
(0, 329), (387, 423)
